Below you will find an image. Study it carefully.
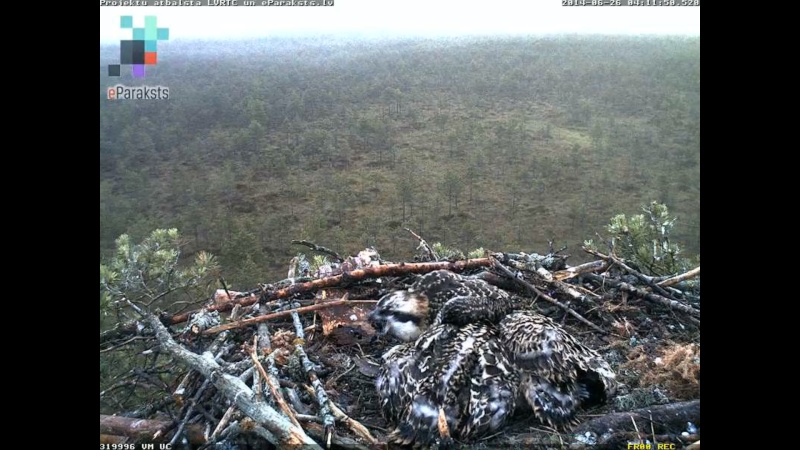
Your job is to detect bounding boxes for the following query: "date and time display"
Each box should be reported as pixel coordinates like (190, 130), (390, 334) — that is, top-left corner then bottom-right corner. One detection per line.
(100, 445), (172, 450)
(563, 0), (699, 5)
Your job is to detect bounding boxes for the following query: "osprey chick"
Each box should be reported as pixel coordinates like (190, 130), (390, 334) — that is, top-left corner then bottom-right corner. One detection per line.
(369, 270), (616, 447)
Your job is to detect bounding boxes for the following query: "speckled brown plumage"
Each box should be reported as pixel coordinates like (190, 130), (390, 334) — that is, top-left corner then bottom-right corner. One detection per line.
(500, 312), (617, 428)
(368, 271), (518, 341)
(370, 270), (616, 447)
(376, 323), (517, 447)
(414, 270), (518, 327)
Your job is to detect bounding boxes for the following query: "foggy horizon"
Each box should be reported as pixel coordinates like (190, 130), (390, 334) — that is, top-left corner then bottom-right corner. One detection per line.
(100, 1), (699, 43)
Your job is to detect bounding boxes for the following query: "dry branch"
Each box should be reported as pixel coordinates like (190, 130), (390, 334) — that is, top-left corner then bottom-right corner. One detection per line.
(168, 258), (492, 325)
(292, 311), (336, 446)
(585, 248), (677, 300)
(658, 267), (701, 287)
(302, 384), (378, 445)
(405, 227), (439, 261)
(549, 272), (602, 301)
(142, 312), (322, 449)
(170, 378), (211, 446)
(292, 240), (344, 262)
(200, 421), (242, 450)
(256, 303), (273, 352)
(247, 422), (278, 447)
(494, 252), (602, 303)
(491, 258), (607, 334)
(304, 422), (372, 450)
(552, 260), (609, 281)
(584, 274), (700, 319)
(285, 386), (312, 415)
(248, 341), (302, 429)
(100, 320), (145, 348)
(202, 297), (349, 335)
(265, 258), (490, 301)
(210, 406), (236, 441)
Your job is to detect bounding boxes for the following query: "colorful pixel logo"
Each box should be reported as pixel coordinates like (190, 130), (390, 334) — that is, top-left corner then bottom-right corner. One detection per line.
(108, 16), (169, 78)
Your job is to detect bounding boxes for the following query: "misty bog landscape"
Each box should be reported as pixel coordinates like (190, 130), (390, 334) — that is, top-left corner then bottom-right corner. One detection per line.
(100, 34), (700, 449)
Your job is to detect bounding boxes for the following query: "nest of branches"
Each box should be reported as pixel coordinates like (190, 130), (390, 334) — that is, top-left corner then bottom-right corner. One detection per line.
(100, 238), (700, 450)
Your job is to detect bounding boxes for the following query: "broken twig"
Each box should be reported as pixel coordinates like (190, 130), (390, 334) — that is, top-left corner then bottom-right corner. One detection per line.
(210, 406), (236, 441)
(292, 311), (335, 448)
(292, 240), (344, 262)
(584, 273), (699, 319)
(170, 377), (211, 446)
(143, 312), (322, 448)
(302, 384), (378, 445)
(203, 296), (349, 335)
(584, 248), (678, 300)
(658, 266), (700, 287)
(492, 258), (608, 334)
(405, 227), (439, 261)
(552, 260), (609, 281)
(248, 339), (302, 429)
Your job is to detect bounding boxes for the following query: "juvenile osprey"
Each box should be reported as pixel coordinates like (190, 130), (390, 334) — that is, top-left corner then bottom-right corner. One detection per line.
(368, 270), (516, 341)
(368, 270), (616, 447)
(374, 321), (518, 447)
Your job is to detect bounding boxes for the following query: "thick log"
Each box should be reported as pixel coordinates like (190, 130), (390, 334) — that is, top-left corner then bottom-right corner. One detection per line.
(575, 399), (700, 436)
(100, 434), (128, 444)
(487, 400), (700, 449)
(99, 415), (206, 445)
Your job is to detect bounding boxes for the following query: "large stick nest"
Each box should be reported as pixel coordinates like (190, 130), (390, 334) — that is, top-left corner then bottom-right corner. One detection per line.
(100, 244), (700, 450)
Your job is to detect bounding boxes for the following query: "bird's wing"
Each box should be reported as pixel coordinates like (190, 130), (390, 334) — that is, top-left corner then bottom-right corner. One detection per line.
(384, 323), (517, 446)
(499, 312), (616, 399)
(413, 270), (514, 326)
(376, 342), (417, 422)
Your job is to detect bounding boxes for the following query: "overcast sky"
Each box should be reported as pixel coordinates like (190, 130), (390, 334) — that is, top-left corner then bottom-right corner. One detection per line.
(100, 0), (699, 43)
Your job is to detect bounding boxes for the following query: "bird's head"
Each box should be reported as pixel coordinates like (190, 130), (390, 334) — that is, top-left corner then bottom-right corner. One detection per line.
(368, 290), (430, 341)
